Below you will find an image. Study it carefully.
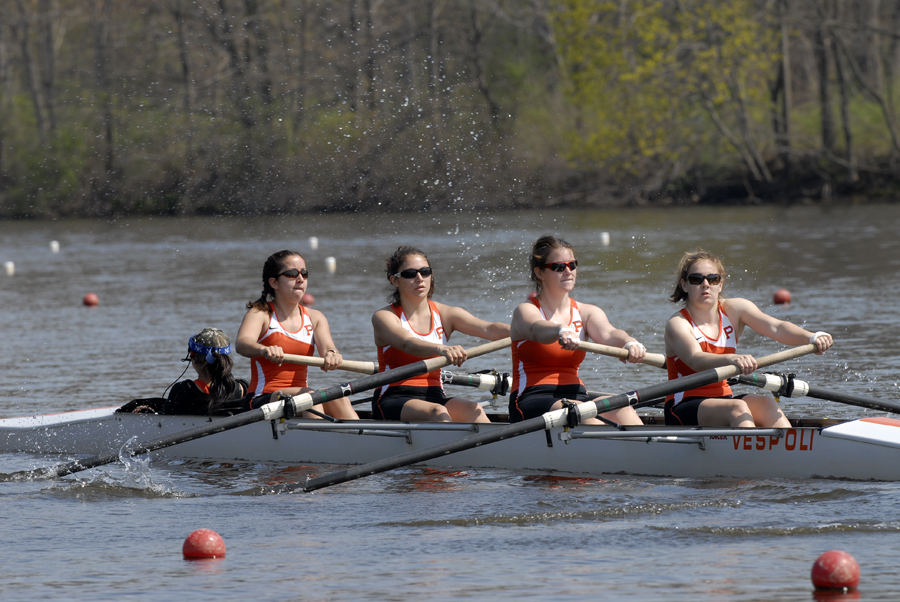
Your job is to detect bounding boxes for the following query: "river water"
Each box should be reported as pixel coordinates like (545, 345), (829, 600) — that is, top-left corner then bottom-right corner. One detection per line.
(2, 204), (899, 600)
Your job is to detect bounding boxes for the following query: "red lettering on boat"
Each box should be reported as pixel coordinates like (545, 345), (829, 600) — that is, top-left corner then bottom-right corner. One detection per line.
(756, 436), (765, 450)
(769, 436), (780, 450)
(743, 436), (752, 450)
(785, 429), (796, 450)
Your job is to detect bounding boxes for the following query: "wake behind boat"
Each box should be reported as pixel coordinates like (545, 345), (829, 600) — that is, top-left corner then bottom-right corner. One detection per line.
(3, 404), (899, 481)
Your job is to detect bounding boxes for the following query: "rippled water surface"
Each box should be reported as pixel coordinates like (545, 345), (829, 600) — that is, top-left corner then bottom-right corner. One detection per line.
(2, 205), (900, 600)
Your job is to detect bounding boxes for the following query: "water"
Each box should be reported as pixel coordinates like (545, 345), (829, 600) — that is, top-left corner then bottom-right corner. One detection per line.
(2, 205), (900, 600)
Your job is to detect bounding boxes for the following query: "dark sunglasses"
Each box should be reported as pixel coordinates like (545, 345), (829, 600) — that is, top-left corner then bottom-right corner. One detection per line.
(544, 260), (578, 272)
(278, 268), (308, 280)
(394, 266), (433, 279)
(686, 273), (722, 286)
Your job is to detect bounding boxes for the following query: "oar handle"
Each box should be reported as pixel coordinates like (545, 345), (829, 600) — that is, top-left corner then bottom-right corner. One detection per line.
(282, 354), (377, 375)
(753, 344), (817, 371)
(577, 341), (667, 369)
(284, 338), (512, 419)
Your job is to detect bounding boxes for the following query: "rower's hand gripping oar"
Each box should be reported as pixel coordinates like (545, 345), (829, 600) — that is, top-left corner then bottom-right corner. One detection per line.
(2, 338), (511, 482)
(294, 343), (818, 493)
(577, 341), (667, 369)
(733, 372), (900, 415)
(282, 354), (377, 375)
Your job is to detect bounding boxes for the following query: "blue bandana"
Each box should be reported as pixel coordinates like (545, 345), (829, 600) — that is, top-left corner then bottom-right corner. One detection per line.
(188, 336), (231, 364)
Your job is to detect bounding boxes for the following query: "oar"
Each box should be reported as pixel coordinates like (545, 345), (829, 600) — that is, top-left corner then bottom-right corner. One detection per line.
(292, 344), (817, 493)
(733, 373), (900, 415)
(2, 338), (511, 482)
(282, 354), (377, 375)
(577, 341), (667, 369)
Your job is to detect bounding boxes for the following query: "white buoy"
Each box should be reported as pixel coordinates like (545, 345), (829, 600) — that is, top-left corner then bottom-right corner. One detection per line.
(325, 256), (337, 274)
(600, 232), (611, 246)
(50, 240), (60, 253)
(3, 261), (14, 276)
(309, 236), (319, 251)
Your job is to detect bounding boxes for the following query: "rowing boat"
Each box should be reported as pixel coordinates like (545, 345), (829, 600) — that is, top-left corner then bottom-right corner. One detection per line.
(2, 402), (899, 481)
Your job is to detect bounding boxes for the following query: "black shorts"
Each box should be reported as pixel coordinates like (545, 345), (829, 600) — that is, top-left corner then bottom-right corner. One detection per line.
(372, 386), (451, 421)
(664, 394), (747, 426)
(508, 384), (589, 423)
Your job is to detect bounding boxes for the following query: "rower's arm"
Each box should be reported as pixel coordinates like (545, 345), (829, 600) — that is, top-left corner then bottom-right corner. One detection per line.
(438, 302), (510, 341)
(235, 309), (272, 358)
(510, 303), (563, 344)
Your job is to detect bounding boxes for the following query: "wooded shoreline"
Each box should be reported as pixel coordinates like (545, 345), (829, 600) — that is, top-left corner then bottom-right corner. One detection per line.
(3, 1), (900, 218)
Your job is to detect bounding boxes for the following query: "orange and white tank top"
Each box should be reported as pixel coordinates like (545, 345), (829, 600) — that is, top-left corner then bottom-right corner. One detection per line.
(511, 298), (586, 396)
(377, 300), (447, 392)
(249, 302), (315, 395)
(666, 307), (737, 405)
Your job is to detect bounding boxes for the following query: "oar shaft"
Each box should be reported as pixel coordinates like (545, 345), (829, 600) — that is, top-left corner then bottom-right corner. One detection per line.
(736, 373), (900, 415)
(282, 354), (377, 375)
(34, 407), (271, 480)
(300, 344), (816, 493)
(577, 341), (667, 369)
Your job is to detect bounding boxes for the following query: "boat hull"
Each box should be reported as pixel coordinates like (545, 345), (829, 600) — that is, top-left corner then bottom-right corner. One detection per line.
(2, 409), (899, 481)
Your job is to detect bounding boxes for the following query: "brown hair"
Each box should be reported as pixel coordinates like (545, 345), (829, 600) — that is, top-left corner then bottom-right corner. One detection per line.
(246, 250), (304, 313)
(669, 249), (727, 304)
(529, 235), (576, 293)
(385, 246), (435, 305)
(188, 327), (238, 415)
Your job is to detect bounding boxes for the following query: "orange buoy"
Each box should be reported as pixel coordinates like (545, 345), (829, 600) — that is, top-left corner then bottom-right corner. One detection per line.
(811, 550), (860, 590)
(773, 288), (792, 305)
(301, 292), (315, 307)
(83, 293), (99, 306)
(183, 528), (226, 559)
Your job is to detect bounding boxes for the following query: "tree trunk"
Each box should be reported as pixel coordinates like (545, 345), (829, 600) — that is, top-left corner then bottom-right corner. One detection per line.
(13, 0), (48, 145)
(777, 0), (791, 169)
(468, 1), (501, 129)
(814, 6), (836, 152)
(428, 0), (444, 179)
(92, 0), (115, 177)
(831, 4), (857, 181)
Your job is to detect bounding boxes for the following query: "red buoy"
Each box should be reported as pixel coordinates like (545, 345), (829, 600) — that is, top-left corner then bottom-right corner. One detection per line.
(83, 293), (99, 306)
(773, 288), (791, 305)
(182, 528), (226, 559)
(811, 550), (860, 590)
(301, 292), (315, 307)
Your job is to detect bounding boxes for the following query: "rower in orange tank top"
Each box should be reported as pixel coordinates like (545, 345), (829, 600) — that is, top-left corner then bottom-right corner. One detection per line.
(236, 250), (358, 420)
(663, 249), (833, 427)
(371, 246), (509, 422)
(508, 235), (646, 424)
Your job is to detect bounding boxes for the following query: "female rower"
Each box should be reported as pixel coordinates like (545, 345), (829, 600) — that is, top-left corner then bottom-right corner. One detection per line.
(236, 250), (358, 420)
(664, 249), (833, 427)
(163, 327), (249, 415)
(371, 245), (510, 422)
(508, 235), (646, 425)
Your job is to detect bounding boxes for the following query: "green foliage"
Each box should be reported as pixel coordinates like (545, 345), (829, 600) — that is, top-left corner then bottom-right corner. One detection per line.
(548, 0), (779, 180)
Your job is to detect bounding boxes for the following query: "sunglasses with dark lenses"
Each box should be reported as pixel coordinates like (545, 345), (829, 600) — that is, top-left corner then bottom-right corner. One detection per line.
(394, 266), (433, 279)
(544, 260), (578, 272)
(279, 268), (309, 280)
(686, 273), (722, 286)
